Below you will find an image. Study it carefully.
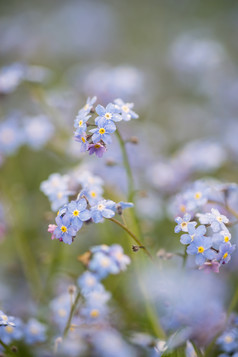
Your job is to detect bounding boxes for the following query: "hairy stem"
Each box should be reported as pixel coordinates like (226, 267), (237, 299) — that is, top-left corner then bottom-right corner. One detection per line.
(63, 292), (81, 338)
(108, 217), (153, 260)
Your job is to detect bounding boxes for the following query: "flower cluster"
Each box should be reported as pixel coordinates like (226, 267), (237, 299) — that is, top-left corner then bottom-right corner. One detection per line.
(0, 115), (54, 161)
(0, 311), (46, 347)
(51, 245), (132, 356)
(175, 209), (236, 269)
(216, 316), (238, 356)
(41, 168), (133, 243)
(73, 96), (138, 158)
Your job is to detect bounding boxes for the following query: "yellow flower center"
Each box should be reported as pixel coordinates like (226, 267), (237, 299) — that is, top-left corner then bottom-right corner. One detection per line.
(194, 192), (202, 200)
(87, 277), (95, 286)
(101, 258), (110, 267)
(5, 326), (13, 334)
(61, 225), (67, 233)
(217, 216), (223, 222)
(1, 315), (8, 321)
(122, 105), (129, 113)
(181, 222), (188, 228)
(90, 191), (97, 198)
(90, 309), (99, 318)
(57, 192), (63, 199)
(224, 335), (233, 343)
(30, 326), (39, 335)
(73, 210), (79, 216)
(223, 252), (228, 260)
(97, 204), (104, 211)
(99, 128), (105, 135)
(180, 204), (186, 213)
(78, 120), (83, 127)
(81, 137), (86, 143)
(105, 112), (112, 120)
(224, 236), (230, 242)
(198, 246), (204, 253)
(58, 308), (67, 317)
(94, 144), (101, 149)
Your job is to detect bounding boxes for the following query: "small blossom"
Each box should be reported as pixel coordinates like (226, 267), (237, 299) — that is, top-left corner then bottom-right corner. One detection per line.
(90, 118), (116, 145)
(95, 103), (122, 125)
(186, 236), (216, 265)
(88, 142), (106, 158)
(48, 224), (57, 240)
(54, 214), (77, 244)
(24, 318), (46, 344)
(174, 213), (196, 233)
(217, 242), (236, 265)
(114, 98), (139, 121)
(74, 132), (89, 152)
(67, 198), (91, 231)
(180, 224), (206, 245)
(90, 200), (116, 223)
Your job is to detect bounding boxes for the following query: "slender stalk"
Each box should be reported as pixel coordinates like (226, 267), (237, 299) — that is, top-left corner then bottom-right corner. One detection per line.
(182, 245), (187, 268)
(208, 200), (238, 220)
(115, 130), (134, 202)
(115, 128), (166, 339)
(228, 286), (238, 315)
(108, 217), (153, 260)
(63, 292), (81, 338)
(0, 339), (15, 355)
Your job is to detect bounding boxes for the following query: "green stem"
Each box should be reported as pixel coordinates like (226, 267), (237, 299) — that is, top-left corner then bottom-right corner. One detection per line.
(108, 217), (153, 260)
(0, 339), (15, 355)
(228, 286), (238, 315)
(115, 130), (134, 202)
(115, 128), (166, 340)
(63, 292), (81, 338)
(182, 246), (187, 268)
(208, 200), (238, 220)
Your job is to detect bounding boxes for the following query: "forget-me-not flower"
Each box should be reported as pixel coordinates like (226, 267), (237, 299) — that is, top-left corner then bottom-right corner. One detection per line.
(186, 236), (216, 265)
(90, 118), (116, 145)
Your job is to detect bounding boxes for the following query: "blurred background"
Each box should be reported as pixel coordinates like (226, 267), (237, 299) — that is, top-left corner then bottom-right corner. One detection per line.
(1, 0), (238, 355)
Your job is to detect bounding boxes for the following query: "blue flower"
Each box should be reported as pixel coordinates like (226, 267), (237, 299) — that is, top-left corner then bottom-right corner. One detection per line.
(90, 200), (116, 223)
(184, 181), (209, 211)
(24, 318), (46, 344)
(95, 103), (122, 125)
(78, 96), (97, 116)
(54, 214), (77, 244)
(81, 286), (111, 322)
(0, 63), (25, 94)
(217, 329), (238, 353)
(0, 118), (24, 155)
(23, 115), (54, 150)
(90, 118), (116, 145)
(0, 317), (23, 345)
(79, 186), (103, 206)
(180, 224), (206, 245)
(74, 112), (90, 135)
(115, 201), (134, 214)
(186, 236), (216, 265)
(74, 132), (89, 152)
(197, 208), (229, 233)
(50, 293), (74, 330)
(209, 208), (229, 233)
(174, 213), (196, 233)
(217, 242), (236, 265)
(67, 198), (91, 231)
(89, 244), (130, 279)
(77, 271), (103, 296)
(40, 173), (73, 212)
(114, 98), (139, 121)
(0, 311), (15, 327)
